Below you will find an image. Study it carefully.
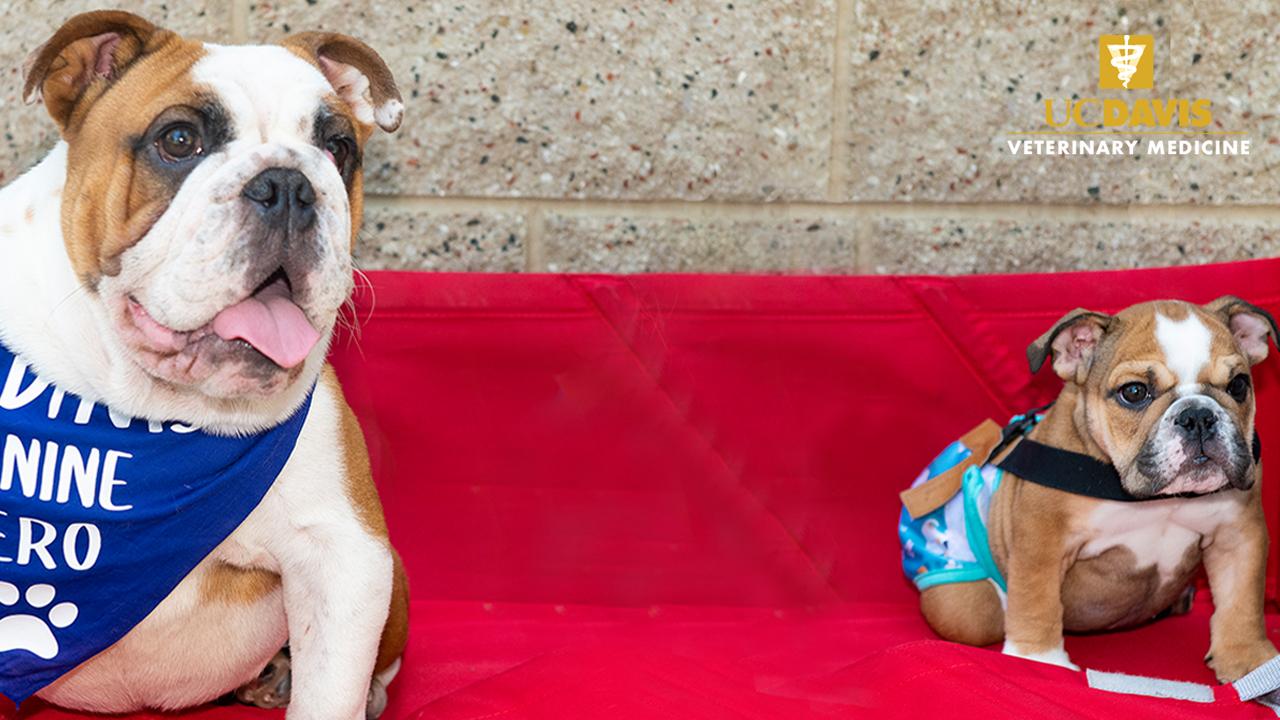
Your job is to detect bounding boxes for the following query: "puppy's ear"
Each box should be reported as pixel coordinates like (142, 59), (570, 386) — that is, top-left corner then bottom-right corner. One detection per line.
(1205, 296), (1279, 366)
(282, 32), (403, 133)
(1028, 309), (1113, 382)
(23, 10), (163, 132)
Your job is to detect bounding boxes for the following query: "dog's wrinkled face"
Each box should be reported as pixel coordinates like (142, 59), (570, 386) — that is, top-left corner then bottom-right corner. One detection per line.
(23, 12), (402, 399)
(1029, 298), (1278, 498)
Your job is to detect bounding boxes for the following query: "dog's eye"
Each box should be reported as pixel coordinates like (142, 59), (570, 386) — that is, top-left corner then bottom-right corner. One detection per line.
(324, 135), (354, 169)
(1116, 382), (1151, 408)
(1227, 374), (1251, 403)
(156, 123), (202, 162)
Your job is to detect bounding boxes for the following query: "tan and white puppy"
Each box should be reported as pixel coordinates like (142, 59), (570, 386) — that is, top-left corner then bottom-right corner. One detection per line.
(921, 298), (1280, 685)
(0, 11), (408, 719)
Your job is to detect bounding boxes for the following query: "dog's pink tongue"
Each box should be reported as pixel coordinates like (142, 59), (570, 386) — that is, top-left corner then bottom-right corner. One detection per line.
(211, 279), (320, 369)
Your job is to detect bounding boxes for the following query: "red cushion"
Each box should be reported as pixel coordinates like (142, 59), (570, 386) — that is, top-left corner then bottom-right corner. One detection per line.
(15, 603), (1279, 719)
(11, 260), (1280, 718)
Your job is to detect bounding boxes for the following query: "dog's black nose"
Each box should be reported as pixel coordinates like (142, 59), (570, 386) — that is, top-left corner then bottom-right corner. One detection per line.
(243, 168), (316, 232)
(1175, 406), (1217, 442)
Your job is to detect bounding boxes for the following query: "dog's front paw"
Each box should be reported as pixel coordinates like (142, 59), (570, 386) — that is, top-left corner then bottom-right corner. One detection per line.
(1003, 640), (1080, 671)
(1207, 641), (1280, 684)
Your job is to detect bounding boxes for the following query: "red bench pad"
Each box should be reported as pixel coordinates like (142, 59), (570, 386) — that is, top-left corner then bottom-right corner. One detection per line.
(12, 260), (1280, 719)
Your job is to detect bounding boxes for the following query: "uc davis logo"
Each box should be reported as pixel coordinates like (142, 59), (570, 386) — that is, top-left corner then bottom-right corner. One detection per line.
(1099, 34), (1153, 89)
(1008, 30), (1250, 157)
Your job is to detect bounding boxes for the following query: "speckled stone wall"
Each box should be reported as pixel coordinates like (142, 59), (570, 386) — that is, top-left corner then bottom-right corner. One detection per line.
(2, 1), (1278, 275)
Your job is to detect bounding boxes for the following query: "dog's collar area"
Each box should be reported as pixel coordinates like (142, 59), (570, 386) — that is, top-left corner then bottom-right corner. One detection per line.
(990, 404), (1262, 503)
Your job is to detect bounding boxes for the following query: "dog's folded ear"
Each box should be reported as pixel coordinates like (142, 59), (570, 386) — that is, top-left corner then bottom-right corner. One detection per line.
(282, 32), (404, 133)
(23, 11), (164, 132)
(1028, 309), (1113, 382)
(1205, 296), (1279, 366)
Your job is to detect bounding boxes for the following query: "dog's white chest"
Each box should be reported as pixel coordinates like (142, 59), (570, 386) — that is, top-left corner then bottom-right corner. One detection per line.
(1078, 493), (1246, 580)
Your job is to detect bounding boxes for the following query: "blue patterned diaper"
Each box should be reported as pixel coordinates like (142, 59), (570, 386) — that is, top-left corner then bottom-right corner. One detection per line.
(899, 436), (1007, 593)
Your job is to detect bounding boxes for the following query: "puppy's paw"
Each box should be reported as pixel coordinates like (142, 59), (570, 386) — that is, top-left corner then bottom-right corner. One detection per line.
(1003, 640), (1080, 671)
(1207, 642), (1279, 684)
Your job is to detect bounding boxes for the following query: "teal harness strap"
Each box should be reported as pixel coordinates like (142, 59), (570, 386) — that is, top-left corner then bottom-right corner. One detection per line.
(962, 465), (1007, 592)
(914, 566), (991, 590)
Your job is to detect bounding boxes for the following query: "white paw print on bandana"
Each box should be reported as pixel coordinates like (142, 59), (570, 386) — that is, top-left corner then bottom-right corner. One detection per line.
(0, 582), (79, 660)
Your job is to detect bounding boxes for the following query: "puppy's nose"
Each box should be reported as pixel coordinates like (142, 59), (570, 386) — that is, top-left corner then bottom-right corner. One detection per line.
(1175, 406), (1217, 441)
(242, 168), (316, 231)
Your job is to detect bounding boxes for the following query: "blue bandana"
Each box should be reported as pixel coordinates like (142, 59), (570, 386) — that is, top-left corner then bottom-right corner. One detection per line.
(0, 340), (311, 704)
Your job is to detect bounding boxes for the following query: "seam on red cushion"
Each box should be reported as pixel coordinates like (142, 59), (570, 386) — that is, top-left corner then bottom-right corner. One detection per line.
(568, 275), (844, 604)
(894, 277), (1013, 417)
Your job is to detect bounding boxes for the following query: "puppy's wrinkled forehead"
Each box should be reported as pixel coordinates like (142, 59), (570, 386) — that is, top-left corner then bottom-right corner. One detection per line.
(193, 45), (336, 144)
(1102, 302), (1242, 387)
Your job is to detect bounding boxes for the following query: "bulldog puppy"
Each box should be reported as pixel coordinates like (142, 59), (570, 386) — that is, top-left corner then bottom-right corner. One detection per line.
(920, 298), (1279, 683)
(0, 10), (408, 719)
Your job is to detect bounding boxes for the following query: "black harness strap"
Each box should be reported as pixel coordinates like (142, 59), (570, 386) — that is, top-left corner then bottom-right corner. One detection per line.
(996, 438), (1135, 502)
(992, 408), (1262, 502)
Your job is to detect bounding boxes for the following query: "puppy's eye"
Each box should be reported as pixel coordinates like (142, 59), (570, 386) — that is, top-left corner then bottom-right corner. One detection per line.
(324, 135), (354, 169)
(156, 123), (202, 162)
(1227, 374), (1251, 403)
(1116, 382), (1151, 408)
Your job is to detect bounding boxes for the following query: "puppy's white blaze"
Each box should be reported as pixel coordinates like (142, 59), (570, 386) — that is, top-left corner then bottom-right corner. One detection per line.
(1155, 312), (1212, 394)
(1002, 640), (1080, 671)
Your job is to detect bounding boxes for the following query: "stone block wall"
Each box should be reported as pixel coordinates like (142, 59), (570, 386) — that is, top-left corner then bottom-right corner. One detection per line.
(3, 1), (1276, 275)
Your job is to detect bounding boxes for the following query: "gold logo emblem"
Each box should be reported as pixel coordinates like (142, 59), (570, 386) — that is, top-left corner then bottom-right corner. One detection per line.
(1099, 34), (1154, 90)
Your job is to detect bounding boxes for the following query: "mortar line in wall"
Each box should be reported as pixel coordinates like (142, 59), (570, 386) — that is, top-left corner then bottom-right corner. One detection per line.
(853, 215), (872, 273)
(524, 206), (547, 272)
(230, 0), (250, 43)
(364, 195), (1280, 226)
(826, 0), (855, 203)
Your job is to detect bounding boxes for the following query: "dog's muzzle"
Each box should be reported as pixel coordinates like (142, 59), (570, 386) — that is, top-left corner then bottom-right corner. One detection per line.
(243, 167), (317, 234)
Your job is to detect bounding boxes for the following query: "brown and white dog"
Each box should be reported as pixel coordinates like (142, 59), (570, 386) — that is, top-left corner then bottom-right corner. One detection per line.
(921, 299), (1280, 685)
(0, 10), (408, 719)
